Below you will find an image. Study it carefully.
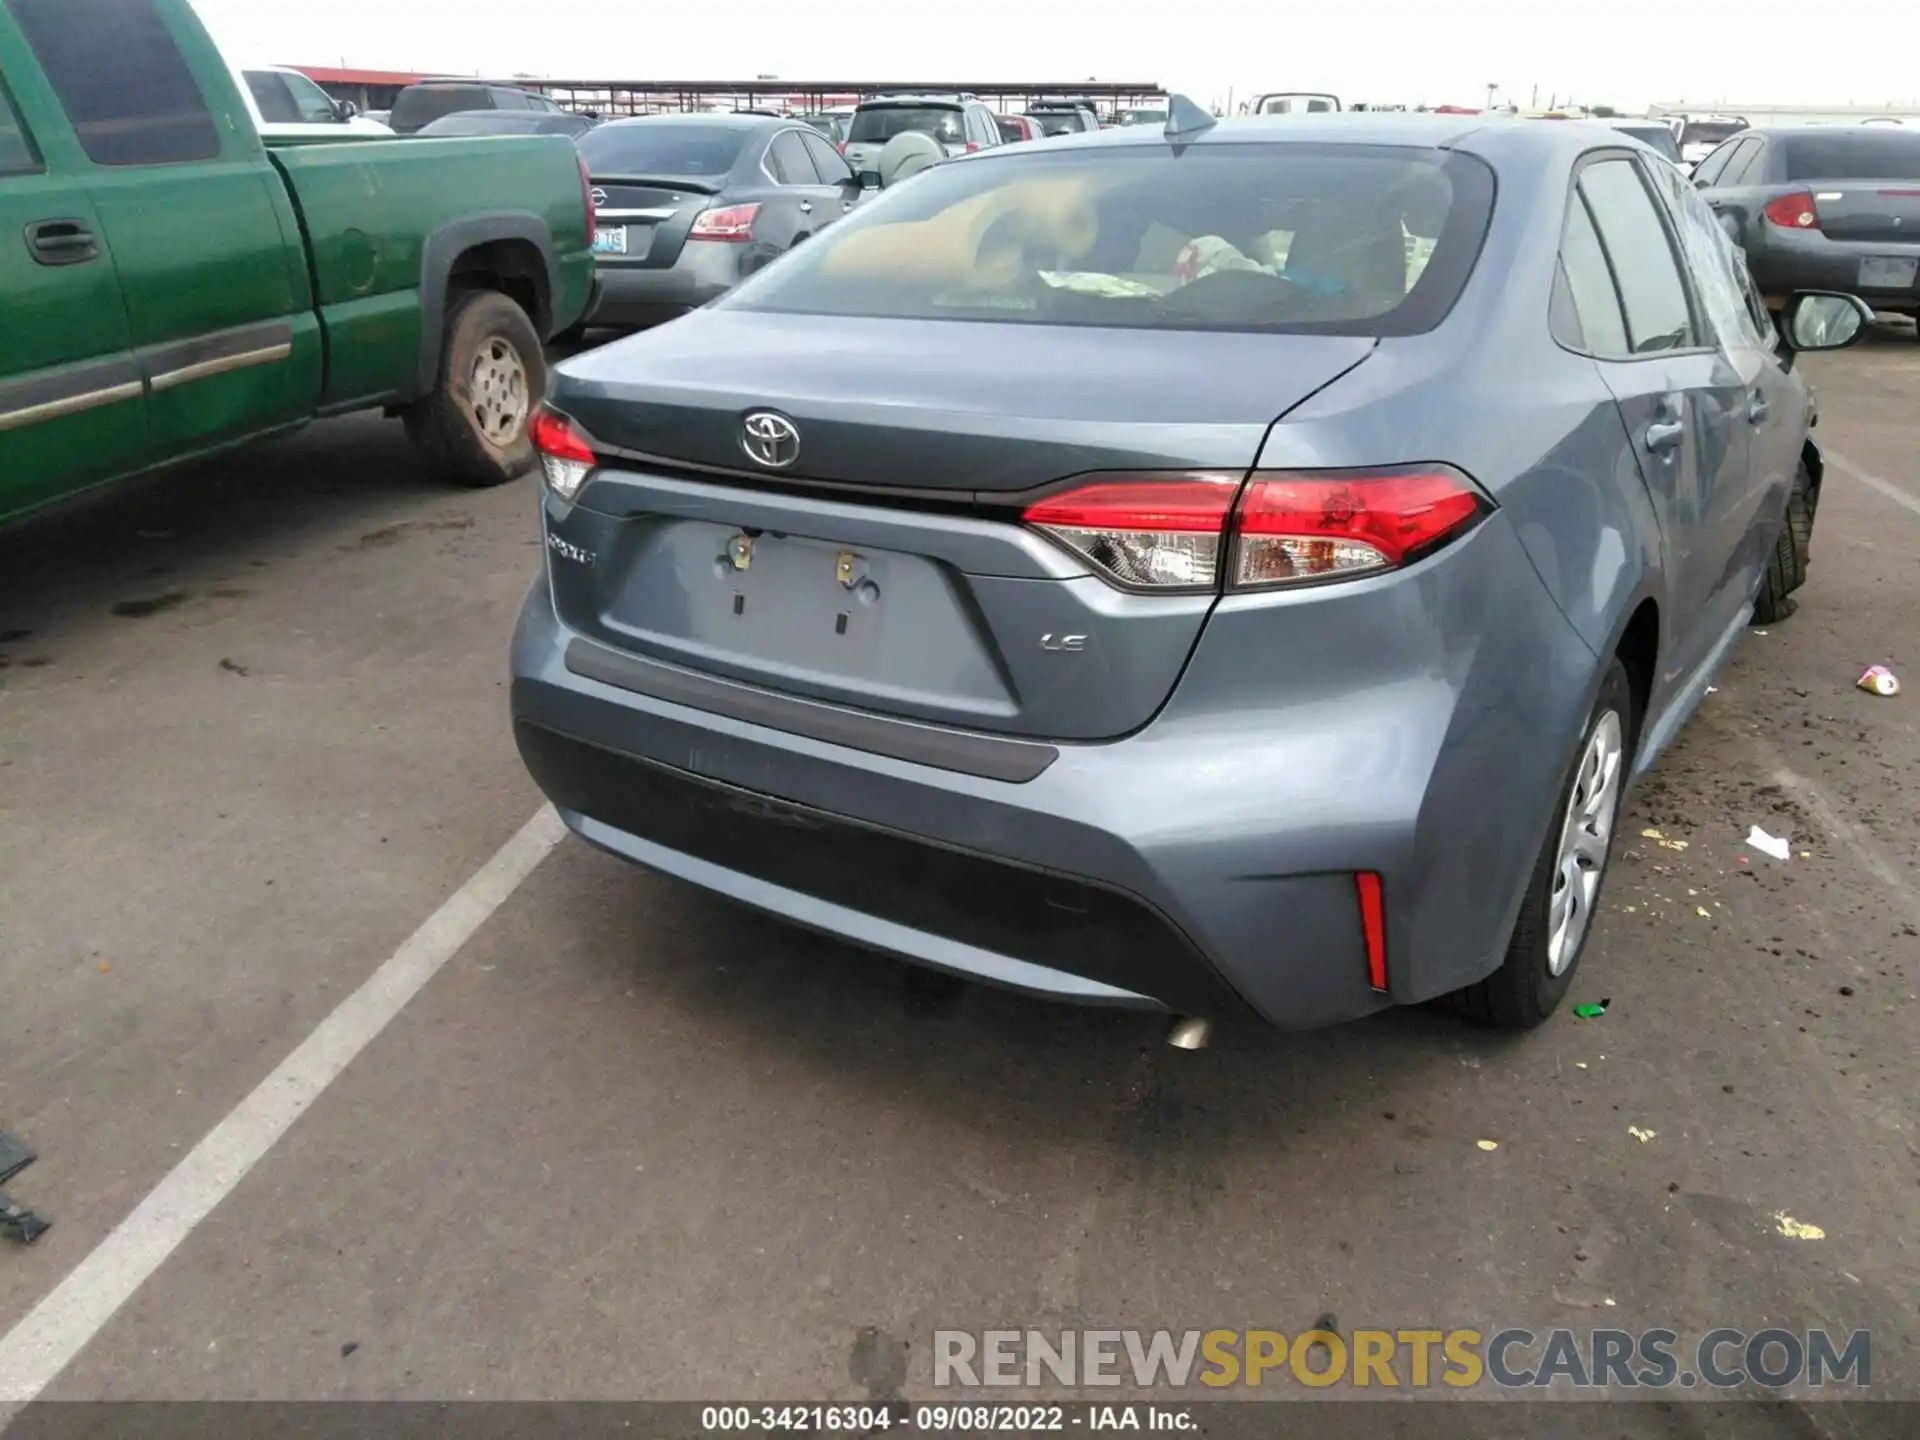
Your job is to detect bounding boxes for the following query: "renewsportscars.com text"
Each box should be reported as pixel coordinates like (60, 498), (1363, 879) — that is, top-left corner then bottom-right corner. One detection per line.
(933, 1327), (1871, 1391)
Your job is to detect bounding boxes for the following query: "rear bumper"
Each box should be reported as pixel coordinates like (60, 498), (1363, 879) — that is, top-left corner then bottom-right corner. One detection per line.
(509, 510), (1601, 1031)
(1747, 231), (1920, 312)
(591, 243), (744, 327)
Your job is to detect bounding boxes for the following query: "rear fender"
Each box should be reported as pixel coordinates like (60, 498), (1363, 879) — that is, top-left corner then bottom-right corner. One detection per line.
(415, 215), (559, 395)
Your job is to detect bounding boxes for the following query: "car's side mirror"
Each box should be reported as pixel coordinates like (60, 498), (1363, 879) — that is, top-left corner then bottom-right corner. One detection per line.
(337, 99), (360, 121)
(1778, 291), (1873, 366)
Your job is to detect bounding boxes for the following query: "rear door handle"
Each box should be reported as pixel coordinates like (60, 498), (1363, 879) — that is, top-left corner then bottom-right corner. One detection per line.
(798, 201), (814, 214)
(1645, 419), (1685, 453)
(1747, 393), (1770, 425)
(25, 219), (99, 267)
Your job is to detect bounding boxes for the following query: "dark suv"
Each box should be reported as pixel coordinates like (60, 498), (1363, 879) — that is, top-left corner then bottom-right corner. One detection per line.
(389, 82), (566, 135)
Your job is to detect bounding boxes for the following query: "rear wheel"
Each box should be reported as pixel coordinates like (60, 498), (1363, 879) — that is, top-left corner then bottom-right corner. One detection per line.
(1451, 660), (1634, 1029)
(404, 289), (546, 488)
(1753, 460), (1816, 623)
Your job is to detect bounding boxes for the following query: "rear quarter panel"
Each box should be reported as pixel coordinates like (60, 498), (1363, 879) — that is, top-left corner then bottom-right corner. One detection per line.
(1253, 129), (1670, 996)
(269, 135), (592, 406)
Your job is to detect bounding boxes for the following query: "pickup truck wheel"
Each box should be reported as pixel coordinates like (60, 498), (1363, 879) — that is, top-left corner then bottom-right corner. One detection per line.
(405, 290), (546, 488)
(1449, 659), (1635, 1029)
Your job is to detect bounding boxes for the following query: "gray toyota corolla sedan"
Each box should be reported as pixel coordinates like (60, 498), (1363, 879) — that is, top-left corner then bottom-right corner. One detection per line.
(512, 111), (1868, 1034)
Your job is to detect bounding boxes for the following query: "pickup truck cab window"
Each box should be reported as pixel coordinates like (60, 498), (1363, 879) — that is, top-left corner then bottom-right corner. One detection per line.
(0, 71), (39, 172)
(10, 0), (220, 166)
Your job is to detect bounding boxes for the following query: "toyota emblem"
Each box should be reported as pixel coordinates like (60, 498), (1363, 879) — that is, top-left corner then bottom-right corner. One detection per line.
(741, 411), (801, 469)
(590, 187), (608, 207)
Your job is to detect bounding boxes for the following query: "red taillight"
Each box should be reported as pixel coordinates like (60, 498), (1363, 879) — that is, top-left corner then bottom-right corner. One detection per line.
(1022, 466), (1488, 592)
(689, 202), (760, 242)
(1356, 872), (1387, 992)
(532, 405), (595, 501)
(837, 141), (847, 154)
(965, 141), (980, 152)
(1762, 191), (1820, 229)
(1234, 468), (1487, 587)
(578, 157), (596, 234)
(1023, 476), (1239, 589)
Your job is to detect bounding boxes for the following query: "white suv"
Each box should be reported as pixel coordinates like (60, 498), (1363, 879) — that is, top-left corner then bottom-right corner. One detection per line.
(842, 95), (1002, 178)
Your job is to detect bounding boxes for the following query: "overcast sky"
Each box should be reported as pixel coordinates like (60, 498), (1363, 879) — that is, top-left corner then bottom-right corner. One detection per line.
(195, 0), (1920, 113)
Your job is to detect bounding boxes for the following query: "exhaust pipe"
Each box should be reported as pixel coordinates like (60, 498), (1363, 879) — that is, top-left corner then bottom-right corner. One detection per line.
(1165, 1016), (1213, 1051)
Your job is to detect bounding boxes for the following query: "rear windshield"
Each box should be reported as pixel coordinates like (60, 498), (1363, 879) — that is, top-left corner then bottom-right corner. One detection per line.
(1681, 120), (1746, 147)
(392, 87), (491, 130)
(1784, 132), (1920, 181)
(577, 123), (749, 177)
(850, 106), (964, 145)
(720, 142), (1494, 336)
(1615, 124), (1681, 161)
(1031, 112), (1088, 136)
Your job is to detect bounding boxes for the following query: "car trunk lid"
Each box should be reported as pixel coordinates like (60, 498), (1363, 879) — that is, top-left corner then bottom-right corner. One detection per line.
(1811, 184), (1920, 246)
(544, 312), (1373, 742)
(588, 174), (717, 268)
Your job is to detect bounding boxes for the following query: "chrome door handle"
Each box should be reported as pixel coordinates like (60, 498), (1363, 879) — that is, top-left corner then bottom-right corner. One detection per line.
(1747, 394), (1770, 425)
(1645, 419), (1685, 453)
(799, 201), (813, 214)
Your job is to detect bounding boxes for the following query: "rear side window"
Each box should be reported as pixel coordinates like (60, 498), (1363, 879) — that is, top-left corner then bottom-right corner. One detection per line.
(1578, 159), (1696, 353)
(767, 130), (819, 184)
(245, 72), (299, 124)
(1555, 195), (1631, 357)
(10, 0), (220, 166)
(849, 105), (964, 146)
(1717, 137), (1764, 187)
(0, 71), (40, 173)
(281, 71), (341, 124)
(1690, 141), (1736, 188)
(801, 129), (852, 184)
(721, 143), (1496, 336)
(1783, 132), (1920, 181)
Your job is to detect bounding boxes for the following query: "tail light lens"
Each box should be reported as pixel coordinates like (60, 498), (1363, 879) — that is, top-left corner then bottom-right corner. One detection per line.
(965, 141), (980, 153)
(532, 406), (596, 501)
(1762, 191), (1820, 229)
(690, 203), (760, 242)
(1023, 476), (1238, 589)
(1235, 469), (1487, 587)
(1023, 466), (1488, 592)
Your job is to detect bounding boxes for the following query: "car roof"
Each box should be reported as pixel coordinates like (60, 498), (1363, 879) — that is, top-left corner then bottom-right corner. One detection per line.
(593, 112), (788, 132)
(990, 112), (1491, 149)
(856, 94), (970, 108)
(946, 112), (1652, 173)
(1735, 123), (1920, 140)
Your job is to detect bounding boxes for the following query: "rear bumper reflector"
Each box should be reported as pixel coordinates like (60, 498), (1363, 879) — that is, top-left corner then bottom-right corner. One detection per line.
(1356, 871), (1388, 992)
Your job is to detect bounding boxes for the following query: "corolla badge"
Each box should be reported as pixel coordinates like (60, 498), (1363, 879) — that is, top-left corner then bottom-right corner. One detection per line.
(741, 411), (801, 469)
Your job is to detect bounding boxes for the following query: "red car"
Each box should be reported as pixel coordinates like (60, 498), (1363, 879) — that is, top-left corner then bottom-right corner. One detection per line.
(994, 114), (1044, 143)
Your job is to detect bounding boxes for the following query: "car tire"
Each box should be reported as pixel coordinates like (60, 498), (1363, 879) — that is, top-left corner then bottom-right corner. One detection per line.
(1450, 658), (1636, 1029)
(405, 289), (546, 488)
(1752, 461), (1816, 623)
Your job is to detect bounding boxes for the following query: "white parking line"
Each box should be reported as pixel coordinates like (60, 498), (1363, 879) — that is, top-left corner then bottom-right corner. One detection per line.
(1824, 447), (1920, 519)
(0, 806), (566, 1407)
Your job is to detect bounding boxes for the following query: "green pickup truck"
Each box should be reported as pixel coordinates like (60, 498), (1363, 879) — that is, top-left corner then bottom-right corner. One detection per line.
(0, 0), (597, 525)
